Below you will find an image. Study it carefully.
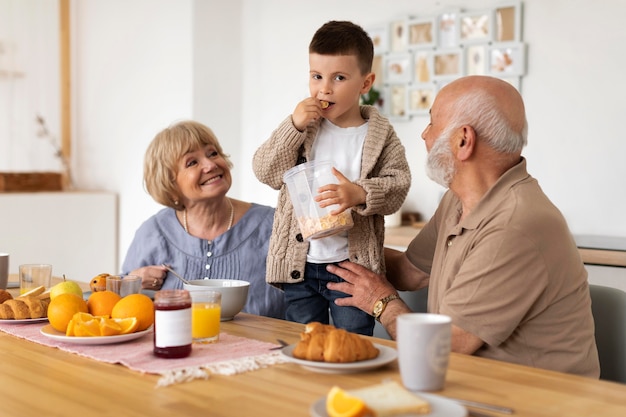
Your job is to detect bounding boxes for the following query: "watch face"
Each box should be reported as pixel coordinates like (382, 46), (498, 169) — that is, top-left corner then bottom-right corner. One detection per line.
(373, 301), (383, 317)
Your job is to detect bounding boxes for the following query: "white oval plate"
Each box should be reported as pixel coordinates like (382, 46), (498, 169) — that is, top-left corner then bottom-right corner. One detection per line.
(280, 343), (397, 373)
(310, 392), (467, 417)
(40, 324), (152, 345)
(0, 317), (49, 324)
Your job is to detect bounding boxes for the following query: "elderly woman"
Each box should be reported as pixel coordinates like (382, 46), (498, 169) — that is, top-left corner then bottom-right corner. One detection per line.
(122, 120), (286, 319)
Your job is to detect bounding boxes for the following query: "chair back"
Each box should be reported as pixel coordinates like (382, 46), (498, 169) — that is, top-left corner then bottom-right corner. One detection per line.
(589, 284), (626, 383)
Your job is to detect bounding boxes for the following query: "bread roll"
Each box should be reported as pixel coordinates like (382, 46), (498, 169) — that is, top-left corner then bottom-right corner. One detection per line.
(0, 303), (14, 319)
(0, 289), (13, 304)
(19, 296), (45, 319)
(293, 322), (379, 363)
(4, 299), (30, 319)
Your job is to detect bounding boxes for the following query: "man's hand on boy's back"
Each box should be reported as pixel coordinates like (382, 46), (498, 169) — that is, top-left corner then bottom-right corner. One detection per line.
(292, 97), (324, 131)
(315, 167), (366, 215)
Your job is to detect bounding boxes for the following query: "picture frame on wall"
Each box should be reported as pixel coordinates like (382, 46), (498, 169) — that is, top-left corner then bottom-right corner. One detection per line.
(459, 10), (493, 44)
(465, 44), (488, 75)
(384, 53), (413, 84)
(407, 16), (436, 49)
(367, 26), (389, 54)
(387, 84), (409, 120)
(390, 19), (408, 52)
(438, 10), (460, 48)
(488, 42), (526, 76)
(433, 48), (463, 79)
(413, 49), (434, 83)
(408, 84), (436, 115)
(495, 2), (522, 42)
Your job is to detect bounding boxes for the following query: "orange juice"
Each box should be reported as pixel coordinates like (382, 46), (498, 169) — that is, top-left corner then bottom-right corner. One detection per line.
(192, 302), (221, 342)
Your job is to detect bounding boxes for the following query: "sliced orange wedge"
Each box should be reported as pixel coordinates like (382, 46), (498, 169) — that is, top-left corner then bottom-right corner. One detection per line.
(326, 386), (369, 417)
(99, 317), (123, 336)
(73, 318), (101, 337)
(112, 317), (139, 335)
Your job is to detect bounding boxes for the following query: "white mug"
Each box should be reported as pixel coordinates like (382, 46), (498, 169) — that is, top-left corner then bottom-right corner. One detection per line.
(0, 253), (8, 290)
(396, 313), (452, 391)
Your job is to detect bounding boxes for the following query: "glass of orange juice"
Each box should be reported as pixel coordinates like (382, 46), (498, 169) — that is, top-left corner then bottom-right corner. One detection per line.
(190, 290), (221, 343)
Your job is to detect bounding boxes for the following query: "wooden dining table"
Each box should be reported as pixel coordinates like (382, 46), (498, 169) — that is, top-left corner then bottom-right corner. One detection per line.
(2, 283), (626, 416)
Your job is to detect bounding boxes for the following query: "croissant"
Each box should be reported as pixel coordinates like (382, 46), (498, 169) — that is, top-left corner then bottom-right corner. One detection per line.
(0, 289), (12, 304)
(0, 295), (49, 320)
(292, 322), (379, 363)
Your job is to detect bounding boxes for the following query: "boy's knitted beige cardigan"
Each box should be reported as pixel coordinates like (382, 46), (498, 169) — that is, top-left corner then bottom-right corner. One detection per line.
(252, 106), (411, 288)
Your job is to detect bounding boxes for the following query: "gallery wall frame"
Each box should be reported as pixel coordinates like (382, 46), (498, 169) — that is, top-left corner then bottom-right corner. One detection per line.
(437, 11), (460, 48)
(433, 48), (464, 79)
(368, 25), (389, 54)
(387, 84), (410, 121)
(488, 42), (526, 76)
(465, 44), (488, 75)
(408, 84), (436, 116)
(390, 20), (408, 52)
(495, 2), (522, 42)
(413, 50), (434, 83)
(366, 1), (526, 121)
(407, 16), (437, 49)
(459, 9), (494, 45)
(384, 53), (413, 84)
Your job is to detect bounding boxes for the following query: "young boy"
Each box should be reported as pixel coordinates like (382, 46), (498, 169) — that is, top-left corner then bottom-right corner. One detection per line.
(252, 20), (411, 335)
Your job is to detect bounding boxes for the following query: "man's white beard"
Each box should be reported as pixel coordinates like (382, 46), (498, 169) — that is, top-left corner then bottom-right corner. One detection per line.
(426, 134), (456, 188)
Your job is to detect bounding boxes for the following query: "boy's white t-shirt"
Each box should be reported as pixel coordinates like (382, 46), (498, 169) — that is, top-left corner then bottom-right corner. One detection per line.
(307, 118), (368, 264)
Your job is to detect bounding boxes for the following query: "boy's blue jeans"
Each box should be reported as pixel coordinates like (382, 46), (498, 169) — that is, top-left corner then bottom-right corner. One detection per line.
(283, 261), (375, 336)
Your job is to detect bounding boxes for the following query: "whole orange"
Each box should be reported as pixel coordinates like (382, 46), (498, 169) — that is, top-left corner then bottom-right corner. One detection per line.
(87, 290), (122, 317)
(111, 293), (154, 331)
(47, 293), (88, 333)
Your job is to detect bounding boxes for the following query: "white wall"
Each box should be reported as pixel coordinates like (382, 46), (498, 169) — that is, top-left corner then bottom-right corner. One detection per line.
(237, 0), (626, 239)
(66, 0), (626, 271)
(72, 0), (194, 270)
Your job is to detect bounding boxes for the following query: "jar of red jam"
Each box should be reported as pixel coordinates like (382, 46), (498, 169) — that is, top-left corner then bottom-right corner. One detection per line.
(153, 289), (192, 358)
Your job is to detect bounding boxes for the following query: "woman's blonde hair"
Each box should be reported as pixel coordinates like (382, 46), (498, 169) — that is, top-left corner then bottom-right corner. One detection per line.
(143, 120), (233, 209)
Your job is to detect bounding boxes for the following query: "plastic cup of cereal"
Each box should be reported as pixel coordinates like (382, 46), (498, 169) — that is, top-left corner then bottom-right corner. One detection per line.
(283, 160), (354, 240)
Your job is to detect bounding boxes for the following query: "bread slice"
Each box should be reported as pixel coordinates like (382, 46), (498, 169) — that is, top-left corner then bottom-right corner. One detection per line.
(349, 380), (431, 416)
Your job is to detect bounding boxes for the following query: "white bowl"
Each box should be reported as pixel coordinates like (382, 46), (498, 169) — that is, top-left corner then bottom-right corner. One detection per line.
(183, 279), (250, 321)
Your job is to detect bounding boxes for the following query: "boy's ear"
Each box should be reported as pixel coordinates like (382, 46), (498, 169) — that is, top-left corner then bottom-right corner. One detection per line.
(360, 72), (376, 94)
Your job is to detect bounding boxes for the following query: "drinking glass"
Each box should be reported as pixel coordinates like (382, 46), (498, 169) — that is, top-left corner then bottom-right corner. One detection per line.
(190, 290), (221, 343)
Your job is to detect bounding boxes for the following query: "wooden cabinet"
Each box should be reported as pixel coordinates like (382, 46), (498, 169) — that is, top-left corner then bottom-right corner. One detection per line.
(0, 191), (117, 282)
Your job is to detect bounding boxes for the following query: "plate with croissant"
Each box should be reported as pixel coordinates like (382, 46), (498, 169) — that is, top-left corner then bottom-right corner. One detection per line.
(280, 322), (397, 373)
(0, 288), (50, 323)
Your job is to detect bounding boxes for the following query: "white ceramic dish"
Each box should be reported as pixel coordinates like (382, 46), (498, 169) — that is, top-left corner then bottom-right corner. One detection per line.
(183, 279), (249, 321)
(0, 317), (48, 324)
(280, 343), (397, 373)
(40, 324), (152, 345)
(309, 392), (467, 417)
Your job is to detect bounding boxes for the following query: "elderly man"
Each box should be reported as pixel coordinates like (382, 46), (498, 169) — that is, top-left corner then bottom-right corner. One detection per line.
(327, 76), (600, 378)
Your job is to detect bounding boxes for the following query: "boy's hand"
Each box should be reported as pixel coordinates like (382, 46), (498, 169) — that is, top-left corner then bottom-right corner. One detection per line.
(315, 167), (366, 214)
(292, 97), (323, 131)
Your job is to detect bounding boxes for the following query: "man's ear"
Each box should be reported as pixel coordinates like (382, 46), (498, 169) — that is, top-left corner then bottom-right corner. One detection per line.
(456, 125), (476, 161)
(360, 72), (376, 94)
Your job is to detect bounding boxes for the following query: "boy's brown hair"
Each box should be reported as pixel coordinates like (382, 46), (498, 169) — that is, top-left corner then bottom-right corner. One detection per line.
(309, 20), (374, 75)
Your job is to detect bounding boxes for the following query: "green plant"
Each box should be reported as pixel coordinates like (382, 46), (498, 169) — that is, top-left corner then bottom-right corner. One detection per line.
(360, 86), (381, 106)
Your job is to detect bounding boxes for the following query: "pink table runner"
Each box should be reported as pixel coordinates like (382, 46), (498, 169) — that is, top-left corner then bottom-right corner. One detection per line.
(0, 321), (287, 386)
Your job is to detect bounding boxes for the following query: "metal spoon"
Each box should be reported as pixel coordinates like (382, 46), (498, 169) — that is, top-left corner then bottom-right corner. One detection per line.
(161, 264), (190, 285)
(270, 339), (289, 350)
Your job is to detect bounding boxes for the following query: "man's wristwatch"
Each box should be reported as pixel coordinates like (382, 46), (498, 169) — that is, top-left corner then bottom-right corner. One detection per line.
(372, 294), (400, 322)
